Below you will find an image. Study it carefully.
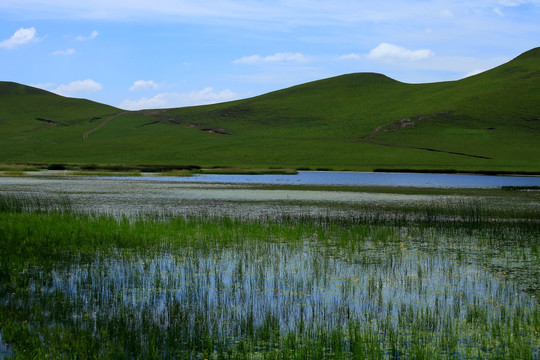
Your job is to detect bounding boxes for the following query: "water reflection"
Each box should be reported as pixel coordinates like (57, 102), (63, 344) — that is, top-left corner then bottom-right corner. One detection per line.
(22, 242), (537, 338)
(0, 334), (12, 360)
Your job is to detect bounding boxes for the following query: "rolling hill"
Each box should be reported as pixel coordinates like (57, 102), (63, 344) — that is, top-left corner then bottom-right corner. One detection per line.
(1, 47), (539, 173)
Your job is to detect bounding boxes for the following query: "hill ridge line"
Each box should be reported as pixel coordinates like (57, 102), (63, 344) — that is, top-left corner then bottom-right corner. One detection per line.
(1, 47), (538, 171)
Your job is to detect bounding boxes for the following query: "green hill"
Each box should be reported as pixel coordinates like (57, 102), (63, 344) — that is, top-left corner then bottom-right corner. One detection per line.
(1, 48), (539, 173)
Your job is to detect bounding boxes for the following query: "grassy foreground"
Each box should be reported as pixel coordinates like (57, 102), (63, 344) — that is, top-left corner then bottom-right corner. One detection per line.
(0, 194), (539, 359)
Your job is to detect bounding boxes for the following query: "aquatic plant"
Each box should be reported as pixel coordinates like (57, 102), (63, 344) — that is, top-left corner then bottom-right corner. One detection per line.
(0, 194), (538, 358)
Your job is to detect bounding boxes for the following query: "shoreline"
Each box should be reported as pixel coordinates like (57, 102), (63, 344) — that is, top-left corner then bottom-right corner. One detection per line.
(1, 162), (540, 178)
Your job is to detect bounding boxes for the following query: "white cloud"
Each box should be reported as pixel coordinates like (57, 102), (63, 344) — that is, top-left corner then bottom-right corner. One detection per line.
(391, 55), (510, 83)
(129, 80), (159, 91)
(367, 43), (434, 61)
(234, 52), (310, 65)
(493, 7), (505, 16)
(0, 1), (359, 23)
(0, 27), (38, 49)
(497, 0), (540, 6)
(0, 1), (539, 29)
(498, 0), (526, 6)
(335, 53), (363, 61)
(51, 48), (75, 56)
(120, 87), (238, 110)
(54, 79), (103, 96)
(76, 30), (98, 41)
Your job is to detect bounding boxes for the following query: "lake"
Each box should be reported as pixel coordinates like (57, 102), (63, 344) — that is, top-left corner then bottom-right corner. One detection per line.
(0, 176), (462, 218)
(1, 174), (538, 219)
(104, 171), (540, 188)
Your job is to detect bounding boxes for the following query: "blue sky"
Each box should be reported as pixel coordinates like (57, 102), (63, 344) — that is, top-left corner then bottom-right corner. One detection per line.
(1, 0), (539, 110)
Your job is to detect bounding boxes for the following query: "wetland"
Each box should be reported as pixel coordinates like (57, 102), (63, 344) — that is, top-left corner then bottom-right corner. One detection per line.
(0, 176), (539, 359)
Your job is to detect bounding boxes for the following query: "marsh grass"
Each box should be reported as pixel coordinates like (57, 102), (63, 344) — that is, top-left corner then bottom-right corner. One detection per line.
(0, 193), (72, 213)
(0, 194), (539, 359)
(70, 171), (142, 177)
(0, 163), (41, 172)
(201, 168), (299, 175)
(0, 171), (25, 177)
(157, 170), (194, 177)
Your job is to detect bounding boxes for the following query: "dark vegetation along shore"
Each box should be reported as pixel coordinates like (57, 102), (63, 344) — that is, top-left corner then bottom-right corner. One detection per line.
(0, 190), (539, 359)
(1, 47), (540, 173)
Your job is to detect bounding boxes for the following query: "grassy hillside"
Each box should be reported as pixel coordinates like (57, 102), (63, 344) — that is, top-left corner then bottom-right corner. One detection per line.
(1, 48), (539, 172)
(0, 82), (119, 126)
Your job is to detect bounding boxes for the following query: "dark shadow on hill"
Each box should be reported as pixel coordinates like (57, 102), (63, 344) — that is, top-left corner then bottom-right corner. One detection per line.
(360, 111), (493, 160)
(363, 141), (492, 160)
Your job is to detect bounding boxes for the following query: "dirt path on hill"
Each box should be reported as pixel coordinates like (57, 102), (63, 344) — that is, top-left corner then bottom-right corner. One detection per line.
(83, 111), (129, 139)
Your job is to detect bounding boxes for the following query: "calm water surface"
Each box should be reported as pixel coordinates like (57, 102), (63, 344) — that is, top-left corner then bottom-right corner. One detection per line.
(1, 173), (539, 217)
(106, 171), (540, 188)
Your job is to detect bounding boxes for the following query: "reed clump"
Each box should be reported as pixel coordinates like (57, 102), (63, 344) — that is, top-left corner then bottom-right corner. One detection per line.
(0, 194), (538, 359)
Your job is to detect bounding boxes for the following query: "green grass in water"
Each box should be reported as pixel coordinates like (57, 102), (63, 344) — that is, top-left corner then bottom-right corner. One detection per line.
(0, 195), (538, 359)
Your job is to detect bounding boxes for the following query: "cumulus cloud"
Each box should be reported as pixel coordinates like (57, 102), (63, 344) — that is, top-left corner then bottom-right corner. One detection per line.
(54, 79), (103, 96)
(367, 43), (434, 61)
(234, 52), (309, 64)
(51, 48), (75, 56)
(0, 27), (38, 49)
(120, 87), (238, 110)
(76, 30), (98, 41)
(129, 80), (159, 91)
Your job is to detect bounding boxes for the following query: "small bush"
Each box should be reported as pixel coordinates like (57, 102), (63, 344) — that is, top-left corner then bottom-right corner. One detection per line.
(47, 164), (66, 171)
